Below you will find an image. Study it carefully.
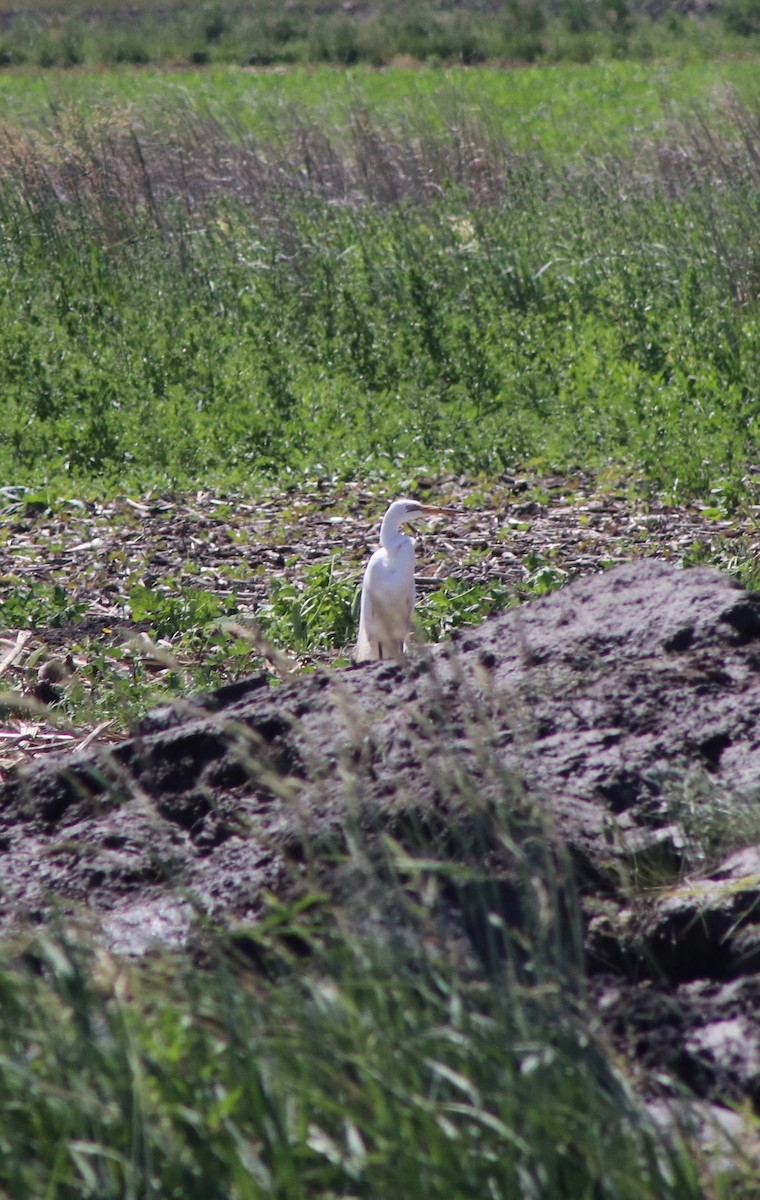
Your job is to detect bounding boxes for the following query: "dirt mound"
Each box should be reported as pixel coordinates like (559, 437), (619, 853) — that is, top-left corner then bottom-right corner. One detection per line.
(4, 558), (760, 1116)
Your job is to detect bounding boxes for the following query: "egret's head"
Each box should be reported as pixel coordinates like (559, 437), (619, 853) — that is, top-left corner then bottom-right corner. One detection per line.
(403, 499), (456, 521)
(380, 498), (457, 542)
(398, 499), (427, 525)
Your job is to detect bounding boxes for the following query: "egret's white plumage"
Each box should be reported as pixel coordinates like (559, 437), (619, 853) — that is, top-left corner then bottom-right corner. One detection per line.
(354, 498), (455, 663)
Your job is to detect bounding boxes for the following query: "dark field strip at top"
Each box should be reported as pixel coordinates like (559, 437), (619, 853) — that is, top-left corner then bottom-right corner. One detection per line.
(0, 0), (759, 70)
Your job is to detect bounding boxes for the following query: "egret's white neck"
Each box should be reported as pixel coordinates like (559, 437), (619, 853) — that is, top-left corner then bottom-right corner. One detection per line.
(380, 512), (409, 549)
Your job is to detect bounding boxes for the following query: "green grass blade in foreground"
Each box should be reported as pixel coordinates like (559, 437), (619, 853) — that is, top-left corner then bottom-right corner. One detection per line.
(0, 921), (708, 1200)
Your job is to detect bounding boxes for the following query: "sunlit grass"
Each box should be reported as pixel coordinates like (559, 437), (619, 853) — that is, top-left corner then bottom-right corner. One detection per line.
(0, 725), (724, 1199)
(1, 77), (760, 501)
(0, 60), (759, 154)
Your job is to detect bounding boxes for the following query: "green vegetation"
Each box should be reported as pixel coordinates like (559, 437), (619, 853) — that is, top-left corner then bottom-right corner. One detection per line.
(0, 65), (759, 506)
(0, 581), (86, 629)
(0, 776), (724, 1200)
(1, 0), (760, 68)
(256, 558), (358, 654)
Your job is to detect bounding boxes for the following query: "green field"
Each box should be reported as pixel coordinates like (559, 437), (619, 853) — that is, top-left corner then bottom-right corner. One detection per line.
(2, 51), (760, 1198)
(1, 60), (759, 504)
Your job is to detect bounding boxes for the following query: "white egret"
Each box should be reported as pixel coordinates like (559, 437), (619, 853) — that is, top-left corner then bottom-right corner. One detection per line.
(354, 498), (456, 663)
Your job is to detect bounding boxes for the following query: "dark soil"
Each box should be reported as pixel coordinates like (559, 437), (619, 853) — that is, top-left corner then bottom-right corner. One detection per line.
(4, 552), (760, 1140)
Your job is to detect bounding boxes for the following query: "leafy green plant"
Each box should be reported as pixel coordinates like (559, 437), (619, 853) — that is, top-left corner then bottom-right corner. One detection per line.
(419, 578), (511, 642)
(0, 582), (86, 629)
(128, 584), (237, 640)
(0, 0), (758, 68)
(518, 553), (568, 598)
(257, 558), (357, 652)
(60, 645), (169, 730)
(724, 0), (760, 35)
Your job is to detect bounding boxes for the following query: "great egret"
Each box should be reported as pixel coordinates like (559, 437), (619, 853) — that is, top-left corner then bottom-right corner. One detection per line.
(354, 498), (455, 663)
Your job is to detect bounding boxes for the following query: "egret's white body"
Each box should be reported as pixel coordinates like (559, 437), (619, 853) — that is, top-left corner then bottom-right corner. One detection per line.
(354, 499), (454, 663)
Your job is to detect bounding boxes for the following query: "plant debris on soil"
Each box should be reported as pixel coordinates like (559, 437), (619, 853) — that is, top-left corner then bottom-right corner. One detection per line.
(1, 471), (758, 770)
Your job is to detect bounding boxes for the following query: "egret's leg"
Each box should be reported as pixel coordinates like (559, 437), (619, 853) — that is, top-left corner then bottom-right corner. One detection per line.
(378, 642), (384, 660)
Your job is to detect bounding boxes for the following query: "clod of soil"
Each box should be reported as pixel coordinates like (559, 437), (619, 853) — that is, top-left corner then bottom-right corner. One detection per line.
(4, 558), (760, 1117)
